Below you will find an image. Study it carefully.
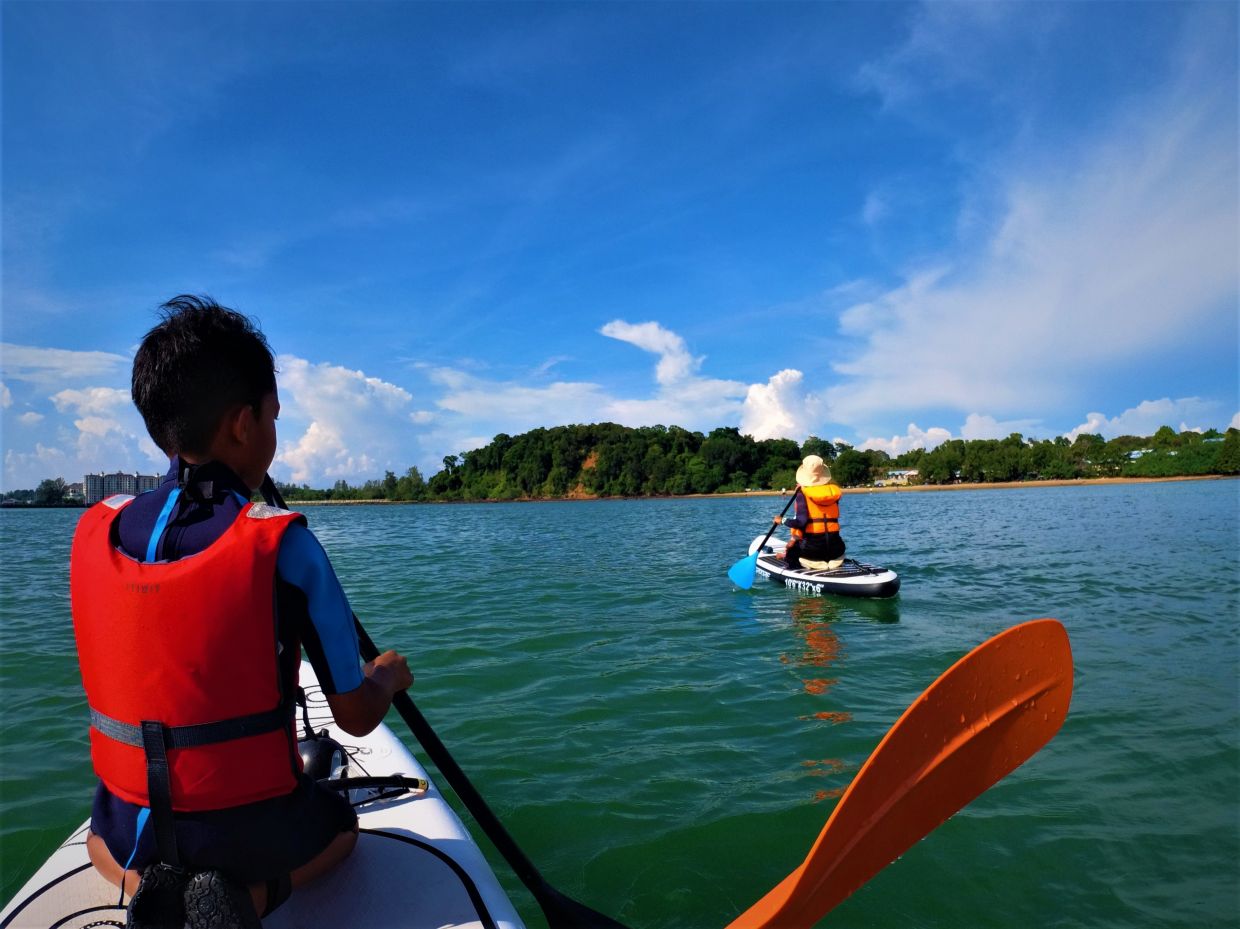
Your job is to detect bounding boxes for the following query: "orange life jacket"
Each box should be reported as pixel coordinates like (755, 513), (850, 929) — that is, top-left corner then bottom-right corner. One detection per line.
(789, 483), (842, 539)
(70, 496), (305, 812)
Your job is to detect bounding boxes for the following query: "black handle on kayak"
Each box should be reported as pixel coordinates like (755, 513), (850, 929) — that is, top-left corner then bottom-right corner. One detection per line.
(259, 476), (627, 929)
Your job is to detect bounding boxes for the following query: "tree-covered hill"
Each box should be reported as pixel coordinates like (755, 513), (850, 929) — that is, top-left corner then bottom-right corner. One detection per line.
(274, 423), (1240, 503)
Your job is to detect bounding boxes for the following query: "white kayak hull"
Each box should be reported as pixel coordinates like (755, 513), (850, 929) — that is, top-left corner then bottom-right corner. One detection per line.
(0, 663), (524, 929)
(747, 534), (900, 599)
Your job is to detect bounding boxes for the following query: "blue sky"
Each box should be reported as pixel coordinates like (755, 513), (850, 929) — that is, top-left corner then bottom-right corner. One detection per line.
(2, 1), (1237, 489)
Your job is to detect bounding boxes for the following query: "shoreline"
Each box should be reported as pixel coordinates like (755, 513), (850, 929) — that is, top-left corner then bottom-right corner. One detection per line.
(717, 473), (1237, 497)
(285, 473), (1236, 505)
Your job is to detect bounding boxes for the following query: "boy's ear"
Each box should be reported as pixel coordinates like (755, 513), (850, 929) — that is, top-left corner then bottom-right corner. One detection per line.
(224, 403), (253, 445)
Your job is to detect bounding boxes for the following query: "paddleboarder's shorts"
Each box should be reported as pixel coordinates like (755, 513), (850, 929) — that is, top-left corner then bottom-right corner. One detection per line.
(91, 773), (358, 883)
(787, 532), (845, 567)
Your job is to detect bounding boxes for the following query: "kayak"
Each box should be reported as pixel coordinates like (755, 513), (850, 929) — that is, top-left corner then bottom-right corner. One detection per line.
(0, 661), (525, 929)
(747, 534), (901, 598)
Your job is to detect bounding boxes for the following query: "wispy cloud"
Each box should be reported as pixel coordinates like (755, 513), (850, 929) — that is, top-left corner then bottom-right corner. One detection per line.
(600, 320), (702, 386)
(826, 15), (1237, 429)
(1, 343), (129, 388)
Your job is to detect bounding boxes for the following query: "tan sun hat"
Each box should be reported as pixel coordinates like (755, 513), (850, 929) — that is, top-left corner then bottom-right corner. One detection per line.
(795, 454), (833, 487)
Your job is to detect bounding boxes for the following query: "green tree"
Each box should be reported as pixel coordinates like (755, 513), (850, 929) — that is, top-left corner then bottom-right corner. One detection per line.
(35, 477), (66, 505)
(1151, 425), (1179, 449)
(1216, 430), (1240, 474)
(832, 450), (870, 486)
(800, 436), (836, 461)
(394, 466), (426, 500)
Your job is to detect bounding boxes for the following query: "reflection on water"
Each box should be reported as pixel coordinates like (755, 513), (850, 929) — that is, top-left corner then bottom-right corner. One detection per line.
(783, 598), (853, 802)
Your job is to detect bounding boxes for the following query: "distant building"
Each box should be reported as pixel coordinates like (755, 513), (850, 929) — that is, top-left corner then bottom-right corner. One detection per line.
(883, 469), (920, 486)
(65, 482), (85, 502)
(84, 471), (161, 504)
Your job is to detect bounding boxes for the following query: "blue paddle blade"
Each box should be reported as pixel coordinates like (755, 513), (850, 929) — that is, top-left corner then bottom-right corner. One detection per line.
(728, 552), (759, 589)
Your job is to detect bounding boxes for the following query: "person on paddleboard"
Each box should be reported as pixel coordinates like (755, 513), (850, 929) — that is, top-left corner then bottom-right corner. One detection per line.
(771, 454), (846, 569)
(71, 296), (413, 928)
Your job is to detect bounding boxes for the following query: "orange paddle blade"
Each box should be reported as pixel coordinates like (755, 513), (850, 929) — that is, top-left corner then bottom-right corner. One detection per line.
(728, 618), (1073, 929)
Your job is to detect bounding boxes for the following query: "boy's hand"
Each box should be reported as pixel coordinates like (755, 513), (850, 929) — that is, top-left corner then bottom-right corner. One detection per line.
(329, 649), (414, 736)
(365, 650), (414, 695)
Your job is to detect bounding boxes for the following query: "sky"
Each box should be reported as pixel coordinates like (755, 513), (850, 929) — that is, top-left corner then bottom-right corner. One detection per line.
(2, 1), (1237, 490)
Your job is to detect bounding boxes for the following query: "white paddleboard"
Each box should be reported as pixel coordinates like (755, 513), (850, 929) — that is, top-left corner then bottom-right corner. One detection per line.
(0, 662), (525, 929)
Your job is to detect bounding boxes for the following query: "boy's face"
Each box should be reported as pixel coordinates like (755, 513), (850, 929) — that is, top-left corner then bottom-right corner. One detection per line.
(237, 389), (280, 492)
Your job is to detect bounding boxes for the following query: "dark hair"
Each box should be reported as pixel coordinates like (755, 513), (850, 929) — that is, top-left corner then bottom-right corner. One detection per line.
(132, 295), (276, 455)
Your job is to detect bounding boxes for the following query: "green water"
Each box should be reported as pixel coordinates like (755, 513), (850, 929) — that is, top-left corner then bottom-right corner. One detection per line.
(2, 481), (1237, 928)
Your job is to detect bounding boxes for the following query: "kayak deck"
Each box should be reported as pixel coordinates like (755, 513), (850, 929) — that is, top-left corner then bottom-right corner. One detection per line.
(0, 664), (524, 929)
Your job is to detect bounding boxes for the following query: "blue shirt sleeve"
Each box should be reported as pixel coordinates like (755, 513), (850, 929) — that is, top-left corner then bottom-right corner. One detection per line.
(276, 522), (365, 695)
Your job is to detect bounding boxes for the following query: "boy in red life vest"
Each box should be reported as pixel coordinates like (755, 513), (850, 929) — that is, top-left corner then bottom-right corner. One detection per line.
(71, 295), (413, 927)
(772, 454), (847, 569)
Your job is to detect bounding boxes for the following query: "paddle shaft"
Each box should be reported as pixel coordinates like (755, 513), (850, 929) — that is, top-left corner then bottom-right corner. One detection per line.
(761, 488), (800, 550)
(259, 477), (627, 929)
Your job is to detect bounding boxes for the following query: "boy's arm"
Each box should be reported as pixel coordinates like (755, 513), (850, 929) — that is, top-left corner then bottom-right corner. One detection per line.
(327, 650), (413, 736)
(277, 522), (412, 736)
(782, 491), (807, 530)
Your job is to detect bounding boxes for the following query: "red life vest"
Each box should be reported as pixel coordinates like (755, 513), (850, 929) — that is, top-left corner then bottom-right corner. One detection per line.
(789, 483), (842, 539)
(71, 496), (305, 811)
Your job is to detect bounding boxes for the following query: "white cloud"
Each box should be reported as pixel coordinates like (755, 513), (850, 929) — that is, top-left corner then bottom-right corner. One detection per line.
(1231, 411), (1240, 431)
(17, 411), (43, 425)
(423, 322), (759, 470)
(4, 443), (69, 487)
(740, 369), (817, 441)
(1, 343), (128, 387)
(52, 386), (131, 417)
(1064, 397), (1223, 441)
(827, 13), (1237, 429)
(1, 382), (10, 409)
(430, 367), (609, 424)
(859, 423), (953, 456)
(275, 355), (417, 484)
(600, 320), (701, 386)
(959, 413), (1042, 441)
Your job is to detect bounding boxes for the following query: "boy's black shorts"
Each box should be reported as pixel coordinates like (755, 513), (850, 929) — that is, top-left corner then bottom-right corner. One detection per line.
(91, 773), (358, 883)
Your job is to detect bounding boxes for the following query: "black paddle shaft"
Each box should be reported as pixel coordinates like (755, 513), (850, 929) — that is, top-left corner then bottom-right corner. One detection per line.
(259, 477), (628, 929)
(758, 488), (800, 552)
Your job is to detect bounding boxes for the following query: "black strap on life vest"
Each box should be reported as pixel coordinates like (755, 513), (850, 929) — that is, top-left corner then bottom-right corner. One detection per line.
(140, 721), (180, 868)
(93, 702), (294, 867)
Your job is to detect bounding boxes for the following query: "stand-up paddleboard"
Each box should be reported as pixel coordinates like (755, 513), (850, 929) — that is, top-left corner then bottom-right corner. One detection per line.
(747, 534), (900, 598)
(0, 662), (525, 929)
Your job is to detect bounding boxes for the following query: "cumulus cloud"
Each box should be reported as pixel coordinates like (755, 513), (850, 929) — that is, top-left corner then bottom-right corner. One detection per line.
(1231, 412), (1240, 431)
(740, 369), (819, 441)
(859, 423), (953, 457)
(275, 355), (417, 484)
(17, 412), (43, 425)
(52, 386), (131, 417)
(1, 382), (10, 408)
(1064, 397), (1225, 441)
